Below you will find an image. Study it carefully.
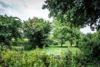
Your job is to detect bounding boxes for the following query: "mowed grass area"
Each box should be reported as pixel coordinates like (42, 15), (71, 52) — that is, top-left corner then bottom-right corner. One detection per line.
(11, 42), (80, 56)
(25, 46), (81, 56)
(43, 47), (80, 55)
(11, 41), (80, 56)
(26, 42), (81, 56)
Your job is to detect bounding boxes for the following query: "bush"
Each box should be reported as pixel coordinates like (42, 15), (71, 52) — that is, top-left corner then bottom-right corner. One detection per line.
(0, 49), (45, 67)
(78, 33), (100, 63)
(0, 48), (89, 67)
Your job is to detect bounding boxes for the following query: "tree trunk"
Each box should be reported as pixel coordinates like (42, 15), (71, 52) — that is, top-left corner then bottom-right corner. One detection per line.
(70, 23), (73, 47)
(61, 39), (63, 47)
(70, 40), (73, 46)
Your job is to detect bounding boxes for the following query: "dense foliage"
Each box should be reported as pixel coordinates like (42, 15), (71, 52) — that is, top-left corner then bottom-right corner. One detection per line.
(0, 0), (100, 65)
(43, 0), (100, 29)
(43, 0), (100, 64)
(0, 15), (22, 48)
(52, 19), (81, 46)
(77, 32), (100, 62)
(23, 17), (51, 49)
(0, 48), (93, 67)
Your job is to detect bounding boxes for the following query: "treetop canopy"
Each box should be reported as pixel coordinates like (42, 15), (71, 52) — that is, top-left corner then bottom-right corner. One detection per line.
(43, 0), (100, 30)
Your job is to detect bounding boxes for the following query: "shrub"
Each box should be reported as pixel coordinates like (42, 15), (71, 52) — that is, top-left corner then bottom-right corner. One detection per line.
(78, 33), (100, 63)
(0, 48), (94, 67)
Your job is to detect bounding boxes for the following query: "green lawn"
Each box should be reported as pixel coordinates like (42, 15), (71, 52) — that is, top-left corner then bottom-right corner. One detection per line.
(43, 47), (80, 55)
(11, 41), (80, 56)
(11, 43), (81, 57)
(25, 46), (81, 56)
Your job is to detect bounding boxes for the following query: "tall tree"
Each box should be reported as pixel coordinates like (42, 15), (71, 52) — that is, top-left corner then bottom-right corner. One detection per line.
(52, 18), (81, 46)
(23, 17), (51, 49)
(0, 15), (22, 48)
(43, 0), (100, 29)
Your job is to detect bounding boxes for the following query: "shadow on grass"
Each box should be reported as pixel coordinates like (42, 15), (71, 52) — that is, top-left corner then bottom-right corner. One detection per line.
(51, 46), (68, 48)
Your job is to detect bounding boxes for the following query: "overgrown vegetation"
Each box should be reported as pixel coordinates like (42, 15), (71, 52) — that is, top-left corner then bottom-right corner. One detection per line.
(0, 0), (100, 66)
(0, 47), (96, 67)
(23, 17), (51, 49)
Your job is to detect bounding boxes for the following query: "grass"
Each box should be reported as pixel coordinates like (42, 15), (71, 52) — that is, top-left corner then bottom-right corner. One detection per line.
(11, 42), (81, 57)
(24, 45), (81, 56)
(11, 41), (80, 56)
(22, 42), (80, 56)
(42, 47), (80, 55)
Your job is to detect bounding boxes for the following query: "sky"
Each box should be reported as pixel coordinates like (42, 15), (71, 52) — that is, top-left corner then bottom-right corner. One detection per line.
(0, 0), (95, 34)
(0, 0), (50, 20)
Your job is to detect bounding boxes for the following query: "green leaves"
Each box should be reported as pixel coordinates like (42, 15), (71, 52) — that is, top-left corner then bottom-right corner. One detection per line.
(52, 19), (81, 46)
(23, 17), (51, 49)
(43, 0), (100, 29)
(0, 15), (22, 47)
(78, 32), (100, 62)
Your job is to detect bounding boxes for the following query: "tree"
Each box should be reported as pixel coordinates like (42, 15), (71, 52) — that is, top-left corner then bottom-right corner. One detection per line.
(52, 22), (69, 46)
(43, 0), (100, 29)
(43, 0), (100, 62)
(0, 15), (22, 48)
(23, 17), (51, 49)
(52, 18), (81, 46)
(78, 32), (100, 62)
